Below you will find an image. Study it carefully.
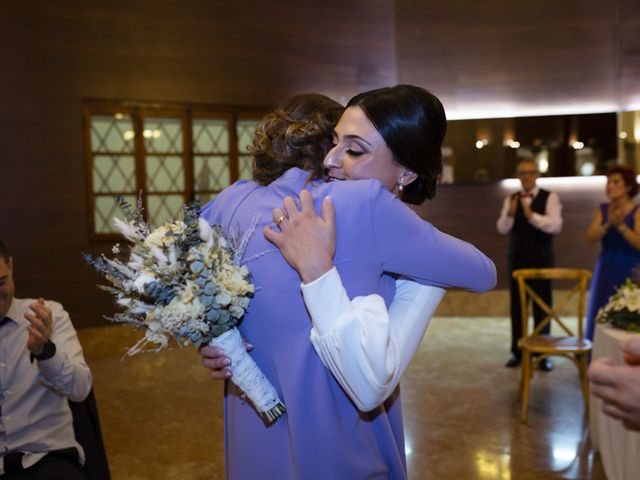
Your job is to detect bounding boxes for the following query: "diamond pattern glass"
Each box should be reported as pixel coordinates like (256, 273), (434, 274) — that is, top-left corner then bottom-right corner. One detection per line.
(93, 155), (136, 193)
(147, 194), (184, 227)
(193, 119), (229, 153)
(196, 192), (217, 205)
(94, 195), (137, 234)
(237, 119), (260, 155)
(145, 156), (184, 192)
(194, 155), (230, 191)
(91, 115), (135, 153)
(238, 155), (253, 180)
(87, 106), (267, 239)
(144, 118), (183, 153)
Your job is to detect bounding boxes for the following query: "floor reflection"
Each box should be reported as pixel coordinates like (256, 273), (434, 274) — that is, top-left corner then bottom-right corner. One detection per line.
(401, 317), (605, 480)
(474, 450), (511, 480)
(78, 316), (606, 480)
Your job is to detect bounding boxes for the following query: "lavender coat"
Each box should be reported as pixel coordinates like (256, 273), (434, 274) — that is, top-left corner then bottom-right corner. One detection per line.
(200, 167), (496, 480)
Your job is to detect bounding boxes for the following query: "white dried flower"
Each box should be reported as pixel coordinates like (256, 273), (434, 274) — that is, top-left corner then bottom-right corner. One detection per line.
(198, 216), (213, 242)
(133, 272), (156, 294)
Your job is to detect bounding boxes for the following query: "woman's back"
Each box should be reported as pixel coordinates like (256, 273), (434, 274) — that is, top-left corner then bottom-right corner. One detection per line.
(201, 167), (495, 479)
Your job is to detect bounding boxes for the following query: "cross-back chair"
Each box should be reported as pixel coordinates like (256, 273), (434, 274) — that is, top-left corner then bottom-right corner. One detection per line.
(512, 268), (592, 423)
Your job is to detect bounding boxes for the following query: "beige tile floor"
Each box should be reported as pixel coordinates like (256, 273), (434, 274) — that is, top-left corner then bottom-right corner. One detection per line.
(78, 316), (605, 480)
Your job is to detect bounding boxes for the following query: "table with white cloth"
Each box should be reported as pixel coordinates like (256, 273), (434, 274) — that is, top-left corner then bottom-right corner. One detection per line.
(589, 324), (640, 480)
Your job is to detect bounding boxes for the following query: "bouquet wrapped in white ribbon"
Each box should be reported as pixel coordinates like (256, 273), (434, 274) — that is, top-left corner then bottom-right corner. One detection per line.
(86, 197), (285, 423)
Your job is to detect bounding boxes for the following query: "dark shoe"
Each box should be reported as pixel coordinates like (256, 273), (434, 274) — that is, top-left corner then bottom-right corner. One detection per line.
(505, 355), (521, 368)
(539, 358), (553, 372)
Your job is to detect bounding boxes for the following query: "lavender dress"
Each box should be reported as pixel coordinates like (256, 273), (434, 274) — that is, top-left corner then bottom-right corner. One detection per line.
(200, 168), (496, 480)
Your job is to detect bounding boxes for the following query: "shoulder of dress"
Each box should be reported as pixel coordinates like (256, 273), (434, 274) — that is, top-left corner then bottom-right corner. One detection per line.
(203, 181), (257, 213)
(327, 177), (388, 201)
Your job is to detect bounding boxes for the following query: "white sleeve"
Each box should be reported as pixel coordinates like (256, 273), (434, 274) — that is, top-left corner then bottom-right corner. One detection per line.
(496, 195), (514, 235)
(36, 301), (93, 402)
(302, 268), (444, 412)
(529, 191), (563, 234)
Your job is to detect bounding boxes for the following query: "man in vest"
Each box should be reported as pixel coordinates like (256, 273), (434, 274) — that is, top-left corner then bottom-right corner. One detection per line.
(497, 159), (563, 370)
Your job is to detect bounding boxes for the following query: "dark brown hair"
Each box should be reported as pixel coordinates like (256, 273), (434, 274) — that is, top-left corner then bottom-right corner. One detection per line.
(250, 93), (344, 185)
(347, 85), (447, 204)
(608, 165), (639, 198)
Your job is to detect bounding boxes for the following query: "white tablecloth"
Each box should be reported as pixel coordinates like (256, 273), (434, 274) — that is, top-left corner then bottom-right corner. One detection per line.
(589, 324), (640, 480)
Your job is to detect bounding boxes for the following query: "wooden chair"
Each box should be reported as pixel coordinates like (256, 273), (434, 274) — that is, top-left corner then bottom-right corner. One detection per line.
(512, 268), (592, 423)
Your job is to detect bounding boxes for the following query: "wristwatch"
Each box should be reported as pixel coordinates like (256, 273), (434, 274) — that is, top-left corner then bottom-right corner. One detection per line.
(30, 339), (57, 363)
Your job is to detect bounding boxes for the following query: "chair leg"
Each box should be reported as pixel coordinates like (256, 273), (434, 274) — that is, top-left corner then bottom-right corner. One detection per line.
(520, 350), (531, 423)
(578, 354), (589, 413)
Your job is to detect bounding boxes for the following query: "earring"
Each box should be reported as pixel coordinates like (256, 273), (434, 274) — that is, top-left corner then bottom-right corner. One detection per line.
(398, 178), (404, 193)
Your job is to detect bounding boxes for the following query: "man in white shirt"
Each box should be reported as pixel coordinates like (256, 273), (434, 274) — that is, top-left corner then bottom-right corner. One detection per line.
(496, 160), (563, 370)
(0, 240), (92, 479)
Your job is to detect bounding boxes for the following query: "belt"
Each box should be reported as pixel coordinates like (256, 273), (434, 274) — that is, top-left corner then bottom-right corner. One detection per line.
(1, 448), (79, 475)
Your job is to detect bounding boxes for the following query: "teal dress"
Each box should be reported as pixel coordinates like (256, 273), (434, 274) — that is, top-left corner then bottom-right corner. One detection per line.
(586, 204), (640, 340)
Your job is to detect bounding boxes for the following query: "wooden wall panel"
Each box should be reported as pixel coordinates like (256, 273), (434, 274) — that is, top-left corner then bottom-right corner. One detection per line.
(0, 0), (396, 328)
(414, 181), (605, 290)
(621, 0), (640, 108)
(396, 0), (631, 115)
(1, 0), (638, 328)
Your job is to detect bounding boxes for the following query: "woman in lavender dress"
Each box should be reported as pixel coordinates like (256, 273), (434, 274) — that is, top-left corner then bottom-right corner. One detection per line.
(200, 87), (496, 479)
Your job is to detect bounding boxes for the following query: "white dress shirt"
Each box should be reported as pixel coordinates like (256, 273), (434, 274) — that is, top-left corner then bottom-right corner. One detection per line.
(0, 298), (92, 473)
(301, 268), (444, 412)
(496, 187), (563, 235)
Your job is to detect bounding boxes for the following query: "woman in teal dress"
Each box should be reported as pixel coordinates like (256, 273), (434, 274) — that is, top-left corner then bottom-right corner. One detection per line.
(585, 165), (640, 340)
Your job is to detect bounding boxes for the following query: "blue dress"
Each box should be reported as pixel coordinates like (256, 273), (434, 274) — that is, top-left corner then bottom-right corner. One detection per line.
(586, 203), (640, 340)
(200, 168), (496, 480)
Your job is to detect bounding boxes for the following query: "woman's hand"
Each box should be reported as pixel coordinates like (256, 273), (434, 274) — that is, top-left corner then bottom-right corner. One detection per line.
(200, 340), (253, 380)
(264, 189), (336, 284)
(608, 205), (625, 227)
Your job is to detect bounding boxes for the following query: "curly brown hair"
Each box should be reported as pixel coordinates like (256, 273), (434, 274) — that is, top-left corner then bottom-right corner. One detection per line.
(250, 94), (344, 186)
(608, 165), (639, 198)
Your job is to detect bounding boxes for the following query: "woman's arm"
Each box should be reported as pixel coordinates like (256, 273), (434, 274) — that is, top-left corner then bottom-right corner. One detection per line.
(366, 183), (497, 292)
(585, 207), (607, 244)
(263, 190), (459, 411)
(616, 207), (640, 251)
(303, 270), (443, 411)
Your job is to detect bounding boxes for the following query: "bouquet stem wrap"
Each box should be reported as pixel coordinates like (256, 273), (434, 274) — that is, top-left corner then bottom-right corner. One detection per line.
(209, 327), (286, 423)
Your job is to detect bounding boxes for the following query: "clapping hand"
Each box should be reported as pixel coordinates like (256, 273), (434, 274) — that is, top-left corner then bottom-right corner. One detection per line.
(24, 298), (53, 355)
(520, 198), (534, 220)
(608, 205), (625, 227)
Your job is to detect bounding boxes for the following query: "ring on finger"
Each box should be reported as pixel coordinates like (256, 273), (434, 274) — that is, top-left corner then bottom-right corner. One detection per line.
(275, 215), (287, 225)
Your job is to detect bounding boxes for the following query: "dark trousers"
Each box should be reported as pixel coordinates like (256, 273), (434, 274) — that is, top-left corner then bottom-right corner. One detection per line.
(1, 449), (86, 480)
(510, 276), (552, 358)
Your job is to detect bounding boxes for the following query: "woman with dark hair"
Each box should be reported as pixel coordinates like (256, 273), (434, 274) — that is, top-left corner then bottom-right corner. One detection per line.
(200, 87), (496, 479)
(332, 84), (447, 204)
(585, 165), (640, 340)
